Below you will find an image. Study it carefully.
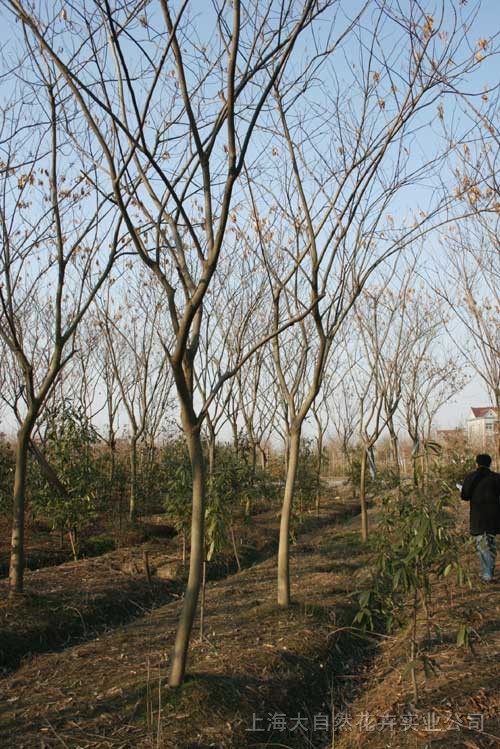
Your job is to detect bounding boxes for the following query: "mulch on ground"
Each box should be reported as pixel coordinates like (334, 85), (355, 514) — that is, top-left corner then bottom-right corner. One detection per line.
(333, 513), (500, 749)
(0, 497), (368, 749)
(0, 495), (359, 675)
(6, 494), (495, 749)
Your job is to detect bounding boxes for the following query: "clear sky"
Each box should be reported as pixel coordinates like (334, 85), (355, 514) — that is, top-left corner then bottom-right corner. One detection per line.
(0, 0), (498, 439)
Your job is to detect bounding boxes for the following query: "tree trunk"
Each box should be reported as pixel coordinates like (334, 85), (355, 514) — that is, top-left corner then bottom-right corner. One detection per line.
(250, 440), (257, 475)
(9, 424), (32, 595)
(360, 447), (369, 543)
(411, 438), (419, 487)
(207, 429), (216, 477)
(129, 436), (138, 522)
(387, 417), (400, 479)
(199, 557), (207, 641)
(277, 426), (301, 607)
(315, 433), (323, 515)
(231, 419), (239, 455)
(68, 526), (78, 561)
(230, 524), (241, 572)
(109, 439), (116, 501)
(168, 424), (205, 687)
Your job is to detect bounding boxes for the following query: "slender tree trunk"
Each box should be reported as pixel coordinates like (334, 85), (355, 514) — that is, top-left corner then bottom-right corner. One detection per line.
(277, 426), (301, 607)
(411, 439), (419, 487)
(168, 423), (205, 687)
(129, 436), (138, 522)
(109, 440), (116, 491)
(387, 418), (400, 479)
(231, 419), (239, 455)
(315, 433), (323, 515)
(207, 431), (216, 477)
(9, 423), (32, 595)
(68, 527), (78, 561)
(181, 528), (186, 569)
(199, 557), (207, 642)
(230, 524), (241, 572)
(250, 440), (257, 475)
(259, 445), (267, 471)
(360, 447), (369, 543)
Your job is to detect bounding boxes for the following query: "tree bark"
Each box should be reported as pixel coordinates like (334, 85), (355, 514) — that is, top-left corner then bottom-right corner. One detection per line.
(250, 440), (257, 475)
(207, 425), (216, 477)
(315, 432), (323, 515)
(129, 436), (138, 522)
(360, 447), (369, 543)
(387, 417), (400, 479)
(9, 423), (32, 595)
(411, 438), (420, 487)
(277, 426), (301, 607)
(168, 423), (205, 687)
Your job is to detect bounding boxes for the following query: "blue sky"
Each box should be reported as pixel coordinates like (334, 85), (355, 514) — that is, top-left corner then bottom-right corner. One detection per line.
(0, 0), (498, 435)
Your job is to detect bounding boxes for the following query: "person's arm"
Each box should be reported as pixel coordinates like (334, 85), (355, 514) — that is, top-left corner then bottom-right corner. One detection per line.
(461, 474), (473, 501)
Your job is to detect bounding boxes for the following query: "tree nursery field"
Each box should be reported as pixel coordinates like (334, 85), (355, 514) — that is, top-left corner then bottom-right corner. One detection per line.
(1, 1), (499, 748)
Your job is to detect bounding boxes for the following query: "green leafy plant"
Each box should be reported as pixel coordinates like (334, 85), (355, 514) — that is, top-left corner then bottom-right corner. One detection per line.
(30, 402), (99, 559)
(163, 439), (192, 566)
(0, 438), (14, 517)
(354, 483), (470, 700)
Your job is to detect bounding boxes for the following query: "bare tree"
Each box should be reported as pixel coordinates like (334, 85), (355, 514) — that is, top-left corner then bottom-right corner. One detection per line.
(439, 220), (500, 459)
(401, 322), (468, 487)
(250, 1), (490, 604)
(0, 71), (119, 594)
(96, 277), (173, 521)
(4, 0), (334, 683)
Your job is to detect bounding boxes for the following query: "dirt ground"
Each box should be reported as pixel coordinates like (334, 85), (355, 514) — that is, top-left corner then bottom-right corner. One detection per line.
(0, 510), (269, 673)
(0, 496), (498, 749)
(0, 497), (367, 748)
(0, 499), (358, 675)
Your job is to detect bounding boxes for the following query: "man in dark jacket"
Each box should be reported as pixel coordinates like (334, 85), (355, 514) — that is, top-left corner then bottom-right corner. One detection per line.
(461, 454), (500, 582)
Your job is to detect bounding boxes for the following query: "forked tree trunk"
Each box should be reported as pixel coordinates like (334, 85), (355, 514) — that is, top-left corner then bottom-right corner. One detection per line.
(9, 422), (33, 595)
(168, 424), (205, 687)
(359, 447), (369, 543)
(277, 427), (301, 607)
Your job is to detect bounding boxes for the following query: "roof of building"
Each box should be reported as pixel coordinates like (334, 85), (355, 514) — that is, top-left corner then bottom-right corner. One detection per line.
(470, 407), (500, 418)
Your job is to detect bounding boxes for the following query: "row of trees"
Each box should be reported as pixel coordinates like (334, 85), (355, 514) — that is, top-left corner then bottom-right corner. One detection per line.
(0, 0), (498, 686)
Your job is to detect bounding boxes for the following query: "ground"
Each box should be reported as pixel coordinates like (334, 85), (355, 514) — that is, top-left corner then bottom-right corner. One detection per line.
(0, 491), (499, 749)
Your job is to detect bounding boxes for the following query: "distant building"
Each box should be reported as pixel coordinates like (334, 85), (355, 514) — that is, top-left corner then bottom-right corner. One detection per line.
(467, 407), (499, 450)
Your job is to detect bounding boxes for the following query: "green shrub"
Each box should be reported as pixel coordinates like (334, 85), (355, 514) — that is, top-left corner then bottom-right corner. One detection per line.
(354, 483), (470, 698)
(82, 534), (116, 556)
(30, 402), (100, 556)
